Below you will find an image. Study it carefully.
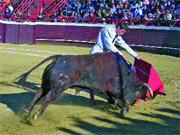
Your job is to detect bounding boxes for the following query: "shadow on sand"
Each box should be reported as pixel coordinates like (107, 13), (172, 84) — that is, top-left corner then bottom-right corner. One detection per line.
(57, 101), (180, 135)
(0, 81), (179, 134)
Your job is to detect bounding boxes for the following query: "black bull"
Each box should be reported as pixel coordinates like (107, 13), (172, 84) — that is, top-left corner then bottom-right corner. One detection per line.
(17, 52), (153, 120)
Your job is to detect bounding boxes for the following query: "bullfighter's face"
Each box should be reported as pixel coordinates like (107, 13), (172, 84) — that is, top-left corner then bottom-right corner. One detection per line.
(116, 26), (127, 36)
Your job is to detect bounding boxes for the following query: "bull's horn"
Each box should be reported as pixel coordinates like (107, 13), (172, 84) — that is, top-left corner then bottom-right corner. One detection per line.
(141, 83), (153, 99)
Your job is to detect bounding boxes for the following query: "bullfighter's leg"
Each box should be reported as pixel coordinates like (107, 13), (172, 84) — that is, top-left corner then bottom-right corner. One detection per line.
(33, 90), (55, 120)
(89, 89), (96, 104)
(24, 88), (43, 116)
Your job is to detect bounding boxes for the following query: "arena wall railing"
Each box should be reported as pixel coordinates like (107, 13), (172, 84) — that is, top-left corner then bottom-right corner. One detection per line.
(0, 20), (179, 57)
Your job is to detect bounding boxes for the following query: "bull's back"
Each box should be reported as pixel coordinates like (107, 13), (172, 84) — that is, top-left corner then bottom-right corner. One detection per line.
(42, 53), (120, 91)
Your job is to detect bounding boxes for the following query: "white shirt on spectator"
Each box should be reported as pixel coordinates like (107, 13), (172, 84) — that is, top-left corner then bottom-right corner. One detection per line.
(8, 4), (14, 13)
(90, 25), (138, 58)
(111, 5), (117, 15)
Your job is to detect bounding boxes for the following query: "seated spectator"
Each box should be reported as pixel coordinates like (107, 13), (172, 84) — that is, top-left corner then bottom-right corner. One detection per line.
(109, 0), (116, 8)
(49, 12), (58, 22)
(143, 14), (149, 21)
(74, 0), (81, 13)
(123, 3), (130, 14)
(149, 0), (155, 10)
(7, 3), (13, 14)
(102, 3), (110, 17)
(166, 10), (172, 20)
(142, 4), (149, 16)
(135, 14), (143, 25)
(110, 4), (117, 15)
(149, 5), (156, 14)
(135, 0), (143, 8)
(143, 0), (150, 5)
(159, 4), (165, 13)
(65, 4), (73, 17)
(83, 10), (89, 18)
(170, 4), (176, 15)
(89, 11), (96, 18)
(159, 10), (166, 20)
(166, 10), (172, 26)
(71, 11), (77, 17)
(79, 3), (86, 14)
(101, 18), (107, 24)
(3, 5), (12, 20)
(134, 5), (143, 19)
(104, 9), (111, 19)
(123, 12), (128, 19)
(148, 13), (154, 20)
(129, 4), (136, 15)
(117, 1), (123, 9)
(117, 9), (124, 19)
(126, 11), (132, 19)
(172, 10), (180, 20)
(99, 2), (104, 11)
(87, 4), (93, 13)
(145, 13), (154, 26)
(154, 13), (161, 26)
(96, 8), (103, 18)
(165, 0), (172, 11)
(154, 8), (161, 17)
(58, 11), (66, 20)
(155, 1), (161, 10)
(177, 4), (180, 15)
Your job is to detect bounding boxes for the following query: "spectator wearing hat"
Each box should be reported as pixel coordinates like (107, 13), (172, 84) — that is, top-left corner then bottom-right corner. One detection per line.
(102, 18), (106, 24)
(148, 13), (154, 20)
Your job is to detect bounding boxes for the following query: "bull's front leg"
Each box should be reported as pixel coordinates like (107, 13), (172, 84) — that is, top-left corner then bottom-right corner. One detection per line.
(121, 101), (129, 115)
(112, 97), (124, 109)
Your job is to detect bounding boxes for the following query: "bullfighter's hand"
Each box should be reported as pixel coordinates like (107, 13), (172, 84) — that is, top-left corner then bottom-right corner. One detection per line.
(135, 56), (142, 60)
(122, 54), (128, 61)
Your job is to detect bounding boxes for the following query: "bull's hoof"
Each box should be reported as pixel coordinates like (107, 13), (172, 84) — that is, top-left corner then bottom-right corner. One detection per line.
(114, 105), (120, 110)
(24, 109), (29, 117)
(120, 107), (127, 116)
(92, 101), (96, 105)
(34, 111), (40, 120)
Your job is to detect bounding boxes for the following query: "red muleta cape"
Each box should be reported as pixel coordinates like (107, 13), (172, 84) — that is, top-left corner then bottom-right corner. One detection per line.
(134, 58), (166, 104)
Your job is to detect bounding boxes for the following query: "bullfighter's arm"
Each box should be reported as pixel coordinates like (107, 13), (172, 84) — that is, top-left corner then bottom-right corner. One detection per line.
(115, 36), (138, 58)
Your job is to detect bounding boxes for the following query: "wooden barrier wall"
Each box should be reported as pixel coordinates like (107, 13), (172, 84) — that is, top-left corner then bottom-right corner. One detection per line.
(0, 21), (179, 56)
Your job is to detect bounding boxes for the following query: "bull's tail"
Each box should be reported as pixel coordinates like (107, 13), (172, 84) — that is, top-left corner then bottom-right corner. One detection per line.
(15, 55), (60, 85)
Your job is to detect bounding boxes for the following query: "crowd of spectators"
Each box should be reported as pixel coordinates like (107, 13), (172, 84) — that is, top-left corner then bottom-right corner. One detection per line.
(0, 0), (180, 27)
(49, 0), (180, 26)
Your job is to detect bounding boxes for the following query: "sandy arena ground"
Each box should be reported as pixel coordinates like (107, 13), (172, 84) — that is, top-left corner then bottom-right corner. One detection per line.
(0, 43), (179, 135)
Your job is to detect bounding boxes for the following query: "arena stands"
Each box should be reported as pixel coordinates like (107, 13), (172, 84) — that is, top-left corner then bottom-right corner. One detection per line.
(0, 0), (179, 27)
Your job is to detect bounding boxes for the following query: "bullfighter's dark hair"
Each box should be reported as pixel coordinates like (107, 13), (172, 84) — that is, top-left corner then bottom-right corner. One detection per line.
(116, 22), (129, 31)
